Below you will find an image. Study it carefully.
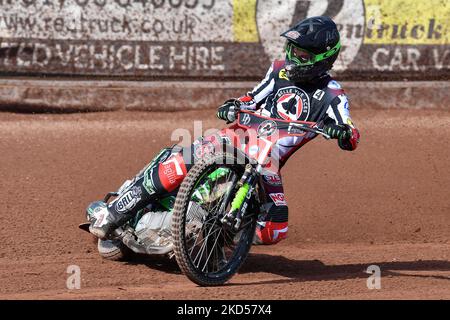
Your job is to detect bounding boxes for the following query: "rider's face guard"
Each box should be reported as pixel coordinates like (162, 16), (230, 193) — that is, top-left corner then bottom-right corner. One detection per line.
(285, 41), (341, 67)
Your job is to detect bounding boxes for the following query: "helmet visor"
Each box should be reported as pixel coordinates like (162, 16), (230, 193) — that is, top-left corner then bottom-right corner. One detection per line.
(285, 41), (342, 66)
(286, 42), (314, 66)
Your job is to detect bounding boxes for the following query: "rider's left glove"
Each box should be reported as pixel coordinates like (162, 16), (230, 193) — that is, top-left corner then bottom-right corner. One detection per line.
(217, 99), (240, 123)
(323, 123), (351, 140)
(324, 123), (360, 151)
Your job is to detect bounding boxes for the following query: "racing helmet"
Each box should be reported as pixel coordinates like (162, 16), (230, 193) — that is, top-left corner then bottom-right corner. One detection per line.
(281, 16), (341, 83)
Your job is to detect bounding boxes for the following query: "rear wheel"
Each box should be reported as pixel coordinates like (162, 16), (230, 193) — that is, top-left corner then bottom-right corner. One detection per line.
(172, 152), (258, 286)
(97, 239), (132, 261)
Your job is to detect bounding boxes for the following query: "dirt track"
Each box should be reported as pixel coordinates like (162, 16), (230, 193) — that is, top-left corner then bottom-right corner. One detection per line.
(0, 109), (449, 299)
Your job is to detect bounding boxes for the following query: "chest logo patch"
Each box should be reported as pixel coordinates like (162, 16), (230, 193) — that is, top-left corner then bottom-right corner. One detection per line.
(278, 69), (289, 81)
(274, 87), (310, 121)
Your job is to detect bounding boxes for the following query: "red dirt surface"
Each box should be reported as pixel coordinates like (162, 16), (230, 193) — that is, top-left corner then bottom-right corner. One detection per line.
(0, 109), (449, 299)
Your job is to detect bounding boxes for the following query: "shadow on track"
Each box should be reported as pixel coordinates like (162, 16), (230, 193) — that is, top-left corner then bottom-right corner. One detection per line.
(117, 251), (450, 286)
(123, 254), (181, 274)
(231, 253), (450, 286)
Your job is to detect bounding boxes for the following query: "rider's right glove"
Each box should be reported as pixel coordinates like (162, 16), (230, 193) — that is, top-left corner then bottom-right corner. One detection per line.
(217, 99), (240, 123)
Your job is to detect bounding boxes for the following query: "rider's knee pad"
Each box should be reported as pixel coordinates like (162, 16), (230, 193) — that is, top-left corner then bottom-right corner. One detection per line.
(141, 147), (173, 195)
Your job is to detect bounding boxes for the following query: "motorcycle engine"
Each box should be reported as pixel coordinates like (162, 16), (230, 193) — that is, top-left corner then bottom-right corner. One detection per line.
(134, 211), (173, 248)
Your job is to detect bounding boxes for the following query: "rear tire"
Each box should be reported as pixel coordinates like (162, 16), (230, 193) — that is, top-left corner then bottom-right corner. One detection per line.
(97, 239), (132, 261)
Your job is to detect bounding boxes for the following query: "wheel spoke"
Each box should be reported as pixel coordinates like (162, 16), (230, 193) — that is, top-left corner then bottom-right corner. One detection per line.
(222, 228), (236, 248)
(186, 169), (233, 259)
(201, 225), (223, 272)
(187, 212), (220, 256)
(192, 220), (219, 267)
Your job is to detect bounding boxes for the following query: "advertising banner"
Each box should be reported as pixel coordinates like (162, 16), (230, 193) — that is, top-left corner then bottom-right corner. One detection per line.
(0, 0), (448, 80)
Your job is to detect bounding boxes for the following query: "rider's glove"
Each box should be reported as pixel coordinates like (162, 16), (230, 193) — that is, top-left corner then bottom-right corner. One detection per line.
(338, 124), (360, 151)
(323, 123), (351, 140)
(217, 99), (240, 123)
(324, 123), (360, 151)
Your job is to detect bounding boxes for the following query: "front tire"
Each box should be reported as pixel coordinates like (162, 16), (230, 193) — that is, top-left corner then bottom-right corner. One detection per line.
(172, 152), (257, 286)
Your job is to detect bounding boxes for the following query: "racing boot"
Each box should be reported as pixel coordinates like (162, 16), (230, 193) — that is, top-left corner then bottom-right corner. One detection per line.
(88, 175), (156, 240)
(87, 201), (127, 240)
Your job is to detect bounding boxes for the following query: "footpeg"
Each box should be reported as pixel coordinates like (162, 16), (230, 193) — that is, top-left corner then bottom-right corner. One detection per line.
(78, 222), (91, 233)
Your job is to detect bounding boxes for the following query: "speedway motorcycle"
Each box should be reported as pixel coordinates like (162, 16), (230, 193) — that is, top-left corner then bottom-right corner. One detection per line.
(80, 110), (330, 286)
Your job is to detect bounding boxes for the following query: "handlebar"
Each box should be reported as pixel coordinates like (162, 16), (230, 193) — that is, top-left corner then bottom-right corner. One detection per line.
(235, 109), (330, 140)
(278, 123), (331, 140)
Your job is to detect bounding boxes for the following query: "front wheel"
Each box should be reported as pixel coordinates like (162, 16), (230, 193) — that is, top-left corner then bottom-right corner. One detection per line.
(172, 152), (258, 286)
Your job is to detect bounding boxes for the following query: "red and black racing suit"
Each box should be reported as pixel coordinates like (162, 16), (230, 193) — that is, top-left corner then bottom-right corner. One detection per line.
(112, 60), (360, 245)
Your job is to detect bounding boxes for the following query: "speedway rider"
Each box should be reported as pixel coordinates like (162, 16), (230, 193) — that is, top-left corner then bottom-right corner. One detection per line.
(88, 16), (360, 245)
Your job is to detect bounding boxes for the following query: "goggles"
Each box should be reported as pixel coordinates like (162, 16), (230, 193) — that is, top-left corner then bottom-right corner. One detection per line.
(285, 41), (341, 66)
